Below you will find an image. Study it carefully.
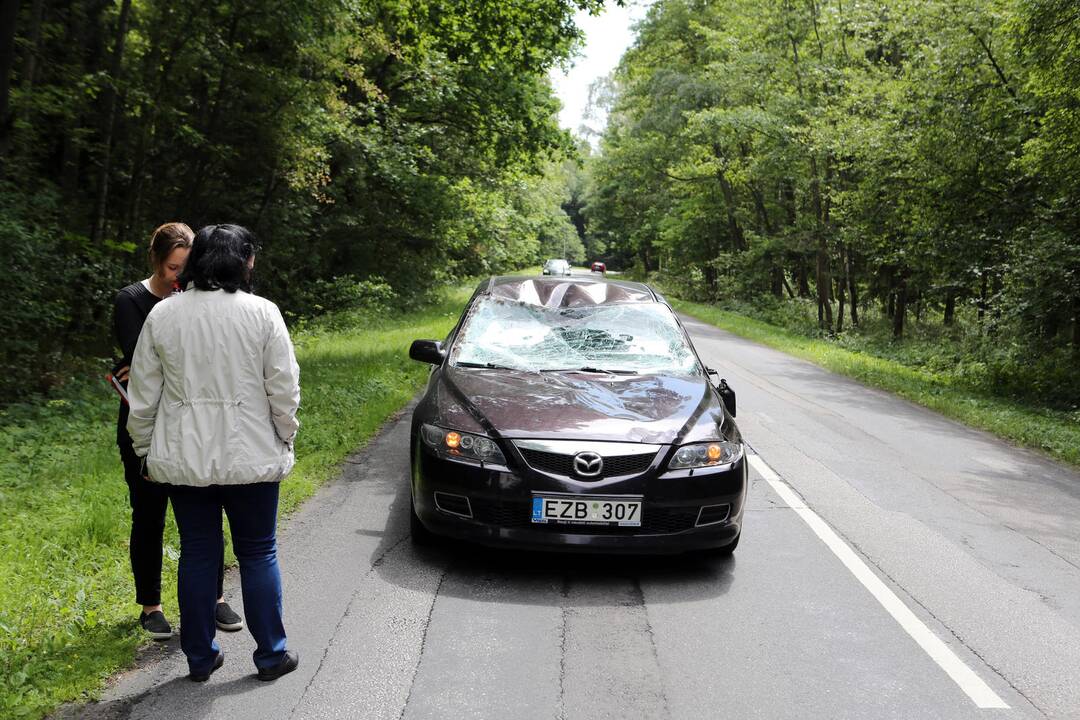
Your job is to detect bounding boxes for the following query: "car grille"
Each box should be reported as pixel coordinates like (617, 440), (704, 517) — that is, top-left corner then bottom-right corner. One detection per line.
(470, 499), (701, 535)
(517, 447), (655, 480)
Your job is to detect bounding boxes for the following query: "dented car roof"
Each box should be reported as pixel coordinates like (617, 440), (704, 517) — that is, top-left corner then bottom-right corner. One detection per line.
(483, 276), (660, 307)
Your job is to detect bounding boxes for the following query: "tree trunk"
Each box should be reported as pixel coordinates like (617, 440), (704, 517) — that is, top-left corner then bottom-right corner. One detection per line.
(716, 169), (746, 251)
(810, 154), (832, 332)
(1042, 311), (1060, 340)
(756, 185), (784, 298)
(944, 289), (956, 326)
(1072, 298), (1080, 355)
(782, 181), (797, 226)
(845, 243), (859, 326)
(59, 3), (98, 198)
(0, 0), (20, 156)
(123, 20), (191, 242)
(60, 135), (80, 196)
(892, 278), (907, 339)
(817, 245), (833, 332)
(812, 243), (829, 330)
(989, 272), (1003, 336)
(17, 0), (43, 86)
(187, 9), (242, 216)
(90, 0), (133, 244)
(796, 257), (810, 297)
(836, 276), (845, 332)
(703, 264), (717, 296)
(751, 187), (774, 234)
(122, 35), (164, 243)
(254, 162), (280, 230)
(977, 273), (988, 327)
(10, 0), (43, 152)
(782, 272), (795, 299)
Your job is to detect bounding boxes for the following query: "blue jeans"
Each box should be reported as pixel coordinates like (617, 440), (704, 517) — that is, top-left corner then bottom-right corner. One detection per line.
(169, 482), (288, 676)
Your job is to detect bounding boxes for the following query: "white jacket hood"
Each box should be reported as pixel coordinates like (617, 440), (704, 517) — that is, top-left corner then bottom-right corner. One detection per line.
(126, 289), (300, 487)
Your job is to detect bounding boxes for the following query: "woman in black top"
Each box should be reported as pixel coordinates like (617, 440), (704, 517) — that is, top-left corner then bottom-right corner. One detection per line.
(114, 222), (242, 639)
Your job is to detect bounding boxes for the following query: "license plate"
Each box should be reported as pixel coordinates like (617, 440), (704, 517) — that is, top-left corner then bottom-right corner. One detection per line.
(531, 496), (642, 527)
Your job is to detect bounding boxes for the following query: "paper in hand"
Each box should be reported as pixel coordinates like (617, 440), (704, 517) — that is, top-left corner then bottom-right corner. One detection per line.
(106, 373), (130, 405)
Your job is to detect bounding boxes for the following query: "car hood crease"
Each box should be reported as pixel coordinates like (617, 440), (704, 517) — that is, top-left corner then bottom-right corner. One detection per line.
(437, 367), (722, 445)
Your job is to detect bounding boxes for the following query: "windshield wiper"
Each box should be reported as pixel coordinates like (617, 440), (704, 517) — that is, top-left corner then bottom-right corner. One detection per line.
(455, 361), (517, 370)
(541, 366), (635, 375)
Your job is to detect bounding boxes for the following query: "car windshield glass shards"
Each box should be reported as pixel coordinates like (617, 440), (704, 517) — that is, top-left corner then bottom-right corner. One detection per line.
(452, 298), (701, 375)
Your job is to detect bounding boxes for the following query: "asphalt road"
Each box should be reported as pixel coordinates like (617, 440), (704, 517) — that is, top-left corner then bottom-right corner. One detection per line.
(62, 298), (1080, 720)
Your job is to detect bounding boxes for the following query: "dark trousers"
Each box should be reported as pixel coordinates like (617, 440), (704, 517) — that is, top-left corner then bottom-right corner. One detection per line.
(118, 436), (225, 606)
(170, 482), (288, 675)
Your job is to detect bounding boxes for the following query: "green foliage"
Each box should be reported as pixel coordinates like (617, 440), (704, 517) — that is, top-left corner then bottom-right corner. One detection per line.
(0, 184), (69, 396)
(0, 0), (604, 403)
(0, 385), (158, 719)
(0, 284), (471, 719)
(585, 0), (1080, 406)
(671, 297), (1080, 468)
(292, 275), (399, 319)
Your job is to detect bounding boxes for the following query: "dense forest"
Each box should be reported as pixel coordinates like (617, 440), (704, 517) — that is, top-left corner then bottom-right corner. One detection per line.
(585, 0), (1080, 406)
(3, 0), (1079, 409)
(0, 0), (593, 402)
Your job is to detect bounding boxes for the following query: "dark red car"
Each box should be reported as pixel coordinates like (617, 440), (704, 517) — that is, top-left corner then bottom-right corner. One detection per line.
(590, 261), (606, 274)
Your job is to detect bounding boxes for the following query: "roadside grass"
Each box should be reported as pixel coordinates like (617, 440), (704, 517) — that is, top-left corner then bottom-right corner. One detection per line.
(0, 285), (471, 719)
(670, 298), (1080, 469)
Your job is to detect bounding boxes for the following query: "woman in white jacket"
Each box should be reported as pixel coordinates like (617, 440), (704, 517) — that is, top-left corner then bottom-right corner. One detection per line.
(127, 224), (300, 683)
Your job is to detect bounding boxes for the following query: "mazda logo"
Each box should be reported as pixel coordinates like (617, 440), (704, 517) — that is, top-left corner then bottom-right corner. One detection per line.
(573, 451), (604, 477)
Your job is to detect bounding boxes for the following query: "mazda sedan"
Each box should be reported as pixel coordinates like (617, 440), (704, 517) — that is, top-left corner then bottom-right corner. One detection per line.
(408, 276), (746, 554)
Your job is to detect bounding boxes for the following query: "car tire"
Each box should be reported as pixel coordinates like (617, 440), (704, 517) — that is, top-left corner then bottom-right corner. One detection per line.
(410, 495), (436, 546)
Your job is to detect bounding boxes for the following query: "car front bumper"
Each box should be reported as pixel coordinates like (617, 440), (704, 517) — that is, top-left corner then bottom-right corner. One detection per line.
(411, 444), (746, 553)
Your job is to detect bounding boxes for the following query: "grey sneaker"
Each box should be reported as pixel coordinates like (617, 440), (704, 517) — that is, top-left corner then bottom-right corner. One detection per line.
(215, 601), (243, 631)
(139, 610), (172, 640)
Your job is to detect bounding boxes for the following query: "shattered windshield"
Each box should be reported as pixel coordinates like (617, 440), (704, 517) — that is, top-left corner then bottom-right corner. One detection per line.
(452, 298), (701, 375)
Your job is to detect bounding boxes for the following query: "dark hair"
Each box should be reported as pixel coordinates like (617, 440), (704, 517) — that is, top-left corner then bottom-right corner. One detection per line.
(178, 224), (258, 293)
(148, 222), (193, 271)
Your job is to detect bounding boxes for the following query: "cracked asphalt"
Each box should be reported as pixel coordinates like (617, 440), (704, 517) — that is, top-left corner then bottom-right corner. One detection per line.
(59, 310), (1080, 720)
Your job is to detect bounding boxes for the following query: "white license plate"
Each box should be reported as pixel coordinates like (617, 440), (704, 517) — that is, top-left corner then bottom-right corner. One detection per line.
(531, 496), (642, 527)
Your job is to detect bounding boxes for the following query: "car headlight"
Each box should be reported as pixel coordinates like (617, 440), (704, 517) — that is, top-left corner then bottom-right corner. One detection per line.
(667, 441), (743, 470)
(421, 423), (507, 465)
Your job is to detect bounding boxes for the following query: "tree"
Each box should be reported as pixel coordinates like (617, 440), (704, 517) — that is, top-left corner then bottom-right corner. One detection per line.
(583, 0), (1078, 402)
(0, 0), (614, 401)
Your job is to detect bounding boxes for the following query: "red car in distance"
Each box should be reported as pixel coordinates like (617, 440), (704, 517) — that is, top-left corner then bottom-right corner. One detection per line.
(590, 261), (606, 274)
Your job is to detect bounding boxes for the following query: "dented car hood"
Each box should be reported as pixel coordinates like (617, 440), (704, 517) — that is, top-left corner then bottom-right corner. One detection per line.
(427, 366), (728, 445)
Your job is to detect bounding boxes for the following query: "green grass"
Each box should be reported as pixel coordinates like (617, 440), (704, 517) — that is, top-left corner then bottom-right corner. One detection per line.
(0, 285), (471, 719)
(670, 297), (1080, 469)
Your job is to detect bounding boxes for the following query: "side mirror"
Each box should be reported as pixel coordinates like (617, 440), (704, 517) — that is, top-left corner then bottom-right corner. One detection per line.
(707, 368), (736, 417)
(409, 339), (445, 365)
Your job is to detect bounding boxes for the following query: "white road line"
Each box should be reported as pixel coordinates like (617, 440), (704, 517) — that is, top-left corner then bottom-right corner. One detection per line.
(746, 453), (1010, 710)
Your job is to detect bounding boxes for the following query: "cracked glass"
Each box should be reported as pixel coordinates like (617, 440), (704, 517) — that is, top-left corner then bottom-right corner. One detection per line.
(452, 297), (701, 375)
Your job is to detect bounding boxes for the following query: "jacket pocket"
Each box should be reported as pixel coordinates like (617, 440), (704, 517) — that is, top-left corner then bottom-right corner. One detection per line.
(180, 399), (243, 464)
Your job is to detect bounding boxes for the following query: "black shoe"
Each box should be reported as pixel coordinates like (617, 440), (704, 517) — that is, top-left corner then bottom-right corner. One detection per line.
(215, 601), (244, 631)
(257, 650), (299, 681)
(189, 650), (225, 682)
(139, 611), (172, 641)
